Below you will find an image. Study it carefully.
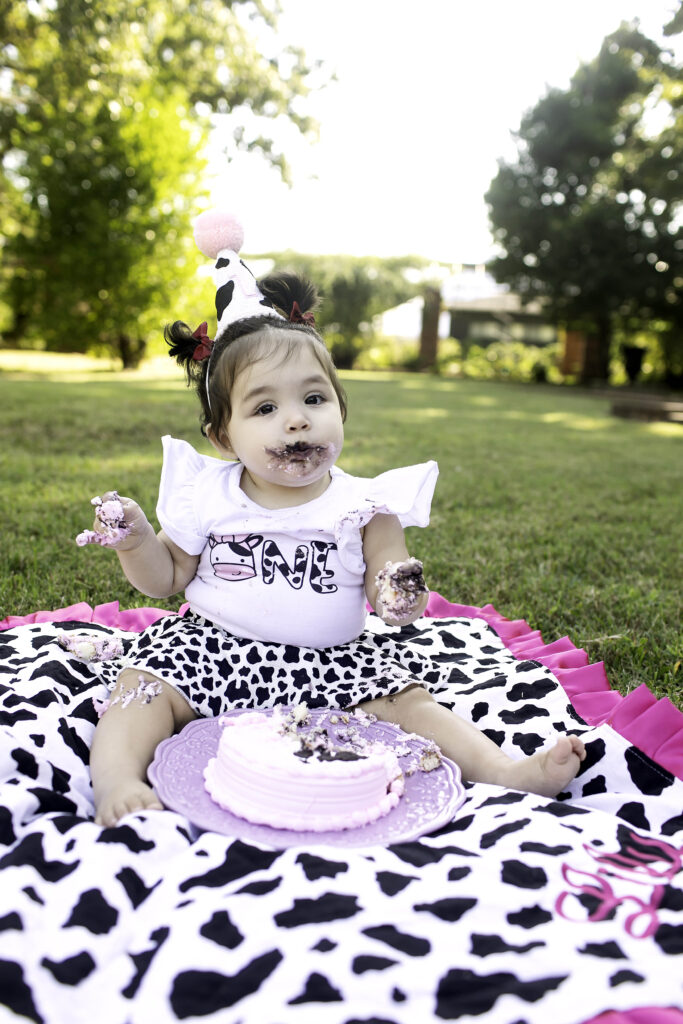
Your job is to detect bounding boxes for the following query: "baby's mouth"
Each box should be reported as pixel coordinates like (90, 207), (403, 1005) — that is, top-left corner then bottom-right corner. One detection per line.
(265, 441), (333, 476)
(267, 441), (328, 459)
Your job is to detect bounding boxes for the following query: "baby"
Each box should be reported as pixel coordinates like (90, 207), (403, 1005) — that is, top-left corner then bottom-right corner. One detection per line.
(82, 211), (585, 826)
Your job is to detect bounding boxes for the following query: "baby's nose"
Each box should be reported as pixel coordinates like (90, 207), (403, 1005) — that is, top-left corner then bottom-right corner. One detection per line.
(286, 408), (310, 430)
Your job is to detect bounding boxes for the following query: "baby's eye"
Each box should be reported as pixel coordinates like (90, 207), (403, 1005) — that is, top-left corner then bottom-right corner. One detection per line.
(305, 393), (326, 406)
(255, 402), (276, 416)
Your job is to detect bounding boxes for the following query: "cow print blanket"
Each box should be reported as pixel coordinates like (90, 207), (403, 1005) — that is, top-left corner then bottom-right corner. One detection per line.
(1, 602), (682, 1024)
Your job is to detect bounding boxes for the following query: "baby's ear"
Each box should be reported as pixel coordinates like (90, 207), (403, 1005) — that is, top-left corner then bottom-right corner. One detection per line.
(207, 424), (237, 460)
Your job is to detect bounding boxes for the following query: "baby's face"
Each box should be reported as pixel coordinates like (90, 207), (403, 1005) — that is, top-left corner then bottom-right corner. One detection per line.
(211, 341), (344, 504)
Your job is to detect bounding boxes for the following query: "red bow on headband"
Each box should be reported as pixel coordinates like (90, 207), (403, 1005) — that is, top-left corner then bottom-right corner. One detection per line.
(191, 322), (214, 361)
(289, 301), (315, 326)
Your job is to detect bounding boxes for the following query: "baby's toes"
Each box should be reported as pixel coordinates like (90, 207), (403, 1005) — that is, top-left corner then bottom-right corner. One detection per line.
(569, 735), (587, 760)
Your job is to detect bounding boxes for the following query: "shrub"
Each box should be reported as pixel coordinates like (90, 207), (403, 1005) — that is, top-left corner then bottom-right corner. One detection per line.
(434, 337), (463, 377)
(460, 340), (563, 383)
(353, 335), (564, 383)
(352, 335), (420, 372)
(610, 326), (677, 387)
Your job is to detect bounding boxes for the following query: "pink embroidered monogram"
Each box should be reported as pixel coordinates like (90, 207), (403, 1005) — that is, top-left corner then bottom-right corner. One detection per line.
(557, 828), (682, 939)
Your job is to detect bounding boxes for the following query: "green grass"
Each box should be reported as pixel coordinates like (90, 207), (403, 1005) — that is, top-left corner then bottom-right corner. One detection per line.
(1, 352), (681, 707)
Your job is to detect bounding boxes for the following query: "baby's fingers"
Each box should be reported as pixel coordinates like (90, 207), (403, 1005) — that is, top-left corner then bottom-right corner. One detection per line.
(394, 558), (424, 576)
(76, 490), (133, 548)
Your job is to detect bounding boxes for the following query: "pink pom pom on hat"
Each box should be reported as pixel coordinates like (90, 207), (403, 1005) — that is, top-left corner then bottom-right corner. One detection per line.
(193, 208), (283, 339)
(193, 210), (244, 259)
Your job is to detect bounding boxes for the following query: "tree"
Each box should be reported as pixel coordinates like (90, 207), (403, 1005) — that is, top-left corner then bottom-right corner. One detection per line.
(5, 79), (208, 365)
(256, 251), (425, 368)
(0, 0), (318, 365)
(486, 22), (683, 384)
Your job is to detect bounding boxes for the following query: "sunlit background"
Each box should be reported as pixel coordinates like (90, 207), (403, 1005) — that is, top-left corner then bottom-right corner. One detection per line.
(208, 0), (682, 263)
(1, 0), (681, 382)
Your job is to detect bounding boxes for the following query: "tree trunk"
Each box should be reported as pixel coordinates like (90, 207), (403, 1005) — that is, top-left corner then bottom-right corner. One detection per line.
(580, 315), (611, 384)
(419, 287), (441, 370)
(117, 334), (146, 369)
(330, 333), (359, 370)
(621, 345), (644, 385)
(661, 327), (683, 390)
(1, 311), (29, 346)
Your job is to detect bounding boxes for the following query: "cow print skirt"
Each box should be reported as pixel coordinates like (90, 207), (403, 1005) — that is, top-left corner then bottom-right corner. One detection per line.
(96, 608), (482, 719)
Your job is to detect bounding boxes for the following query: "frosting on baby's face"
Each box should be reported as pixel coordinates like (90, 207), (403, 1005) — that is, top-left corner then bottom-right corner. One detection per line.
(209, 341), (344, 507)
(265, 440), (341, 479)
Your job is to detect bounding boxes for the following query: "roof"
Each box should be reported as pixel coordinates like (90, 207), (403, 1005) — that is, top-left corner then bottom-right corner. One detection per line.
(440, 267), (548, 318)
(447, 292), (548, 317)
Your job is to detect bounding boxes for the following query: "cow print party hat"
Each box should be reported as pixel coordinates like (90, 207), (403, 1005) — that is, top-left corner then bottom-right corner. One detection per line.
(193, 210), (285, 340)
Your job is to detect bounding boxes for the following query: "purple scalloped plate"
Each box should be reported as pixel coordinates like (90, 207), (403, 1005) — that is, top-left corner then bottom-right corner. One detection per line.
(148, 708), (467, 849)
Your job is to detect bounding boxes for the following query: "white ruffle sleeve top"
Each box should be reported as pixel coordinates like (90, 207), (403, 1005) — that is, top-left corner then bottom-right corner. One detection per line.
(156, 436), (438, 648)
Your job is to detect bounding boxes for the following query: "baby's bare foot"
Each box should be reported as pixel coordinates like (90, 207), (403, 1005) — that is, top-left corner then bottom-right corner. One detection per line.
(95, 779), (163, 827)
(504, 735), (586, 797)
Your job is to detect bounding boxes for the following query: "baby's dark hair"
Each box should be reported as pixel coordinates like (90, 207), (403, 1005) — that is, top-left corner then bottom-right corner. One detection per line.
(165, 271), (347, 437)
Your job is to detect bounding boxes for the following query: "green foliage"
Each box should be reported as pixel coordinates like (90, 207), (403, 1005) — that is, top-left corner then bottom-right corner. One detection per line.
(0, 0), (318, 365)
(610, 322), (680, 385)
(354, 336), (420, 372)
(486, 21), (683, 384)
(358, 335), (565, 384)
(360, 326), (677, 387)
(432, 337), (463, 376)
(460, 341), (563, 384)
(6, 80), (207, 364)
(664, 5), (683, 36)
(256, 251), (426, 368)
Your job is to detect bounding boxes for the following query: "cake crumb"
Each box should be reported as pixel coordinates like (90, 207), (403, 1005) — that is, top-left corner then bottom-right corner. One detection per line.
(291, 704), (311, 725)
(418, 742), (443, 772)
(58, 633), (124, 663)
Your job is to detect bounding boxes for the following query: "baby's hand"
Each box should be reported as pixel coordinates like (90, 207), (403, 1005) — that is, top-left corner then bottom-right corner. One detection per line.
(375, 558), (428, 626)
(76, 492), (150, 551)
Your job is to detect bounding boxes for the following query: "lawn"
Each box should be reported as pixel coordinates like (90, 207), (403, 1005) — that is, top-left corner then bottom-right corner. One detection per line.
(1, 351), (681, 707)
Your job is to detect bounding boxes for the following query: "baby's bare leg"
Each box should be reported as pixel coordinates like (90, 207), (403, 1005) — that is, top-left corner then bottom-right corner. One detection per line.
(361, 685), (585, 797)
(90, 668), (196, 827)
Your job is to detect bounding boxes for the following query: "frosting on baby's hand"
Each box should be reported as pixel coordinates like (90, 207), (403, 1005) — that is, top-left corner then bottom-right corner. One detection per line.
(375, 558), (427, 622)
(76, 492), (131, 547)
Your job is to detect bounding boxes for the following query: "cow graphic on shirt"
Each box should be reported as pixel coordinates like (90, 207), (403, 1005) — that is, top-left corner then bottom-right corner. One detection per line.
(208, 534), (337, 593)
(208, 534), (262, 580)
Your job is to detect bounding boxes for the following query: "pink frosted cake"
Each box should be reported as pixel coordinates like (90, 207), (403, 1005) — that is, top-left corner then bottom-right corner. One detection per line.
(203, 711), (405, 832)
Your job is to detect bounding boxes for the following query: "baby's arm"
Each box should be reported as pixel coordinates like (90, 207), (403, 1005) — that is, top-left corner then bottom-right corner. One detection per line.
(363, 513), (429, 626)
(86, 492), (200, 599)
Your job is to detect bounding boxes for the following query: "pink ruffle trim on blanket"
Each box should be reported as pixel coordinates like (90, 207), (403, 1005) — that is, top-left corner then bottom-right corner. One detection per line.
(2, 593), (682, 784)
(587, 1011), (683, 1024)
(0, 599), (176, 633)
